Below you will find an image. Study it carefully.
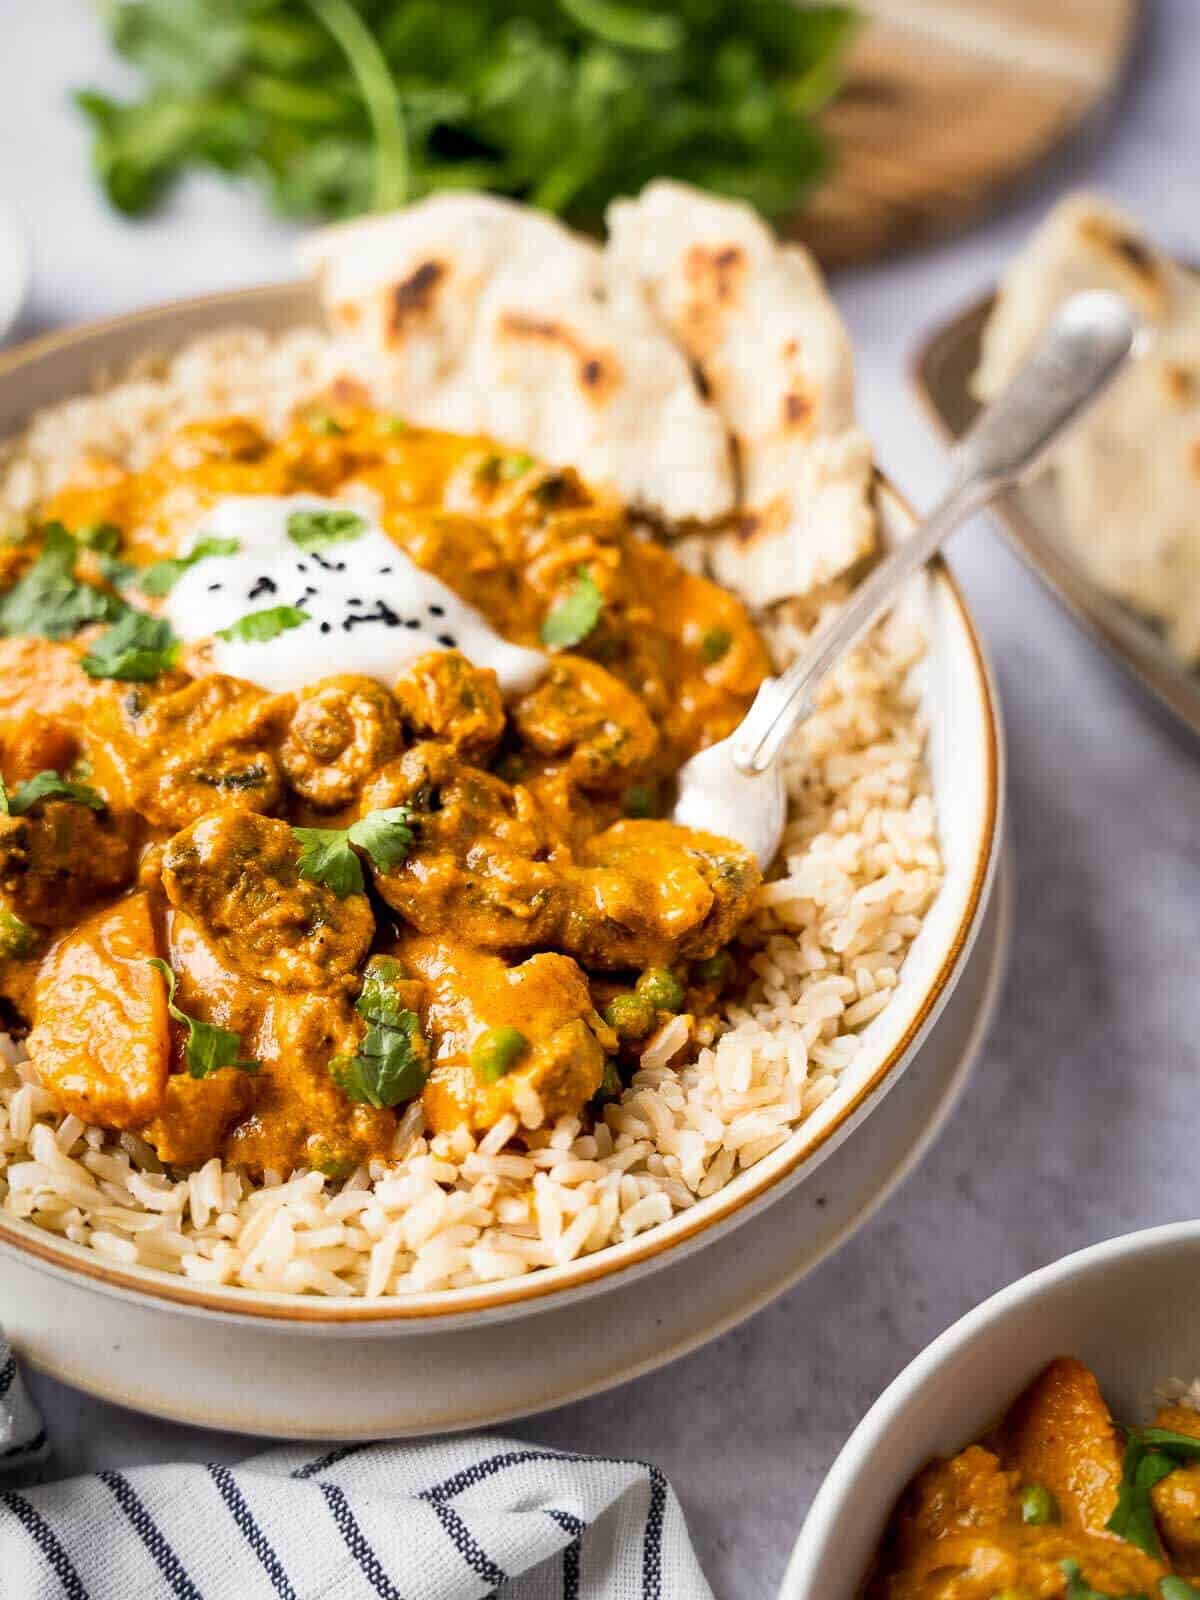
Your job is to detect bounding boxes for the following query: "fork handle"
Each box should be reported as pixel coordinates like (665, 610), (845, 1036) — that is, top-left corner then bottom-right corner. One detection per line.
(731, 289), (1142, 775)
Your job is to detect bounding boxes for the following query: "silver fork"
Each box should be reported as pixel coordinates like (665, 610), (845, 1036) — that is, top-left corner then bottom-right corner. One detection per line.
(673, 289), (1143, 866)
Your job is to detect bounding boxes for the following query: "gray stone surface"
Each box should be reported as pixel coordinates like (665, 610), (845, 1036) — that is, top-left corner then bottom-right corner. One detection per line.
(3, 3), (1199, 1594)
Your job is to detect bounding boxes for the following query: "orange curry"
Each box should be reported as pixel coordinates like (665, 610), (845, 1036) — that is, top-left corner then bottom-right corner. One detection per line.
(0, 407), (772, 1177)
(868, 1357), (1200, 1600)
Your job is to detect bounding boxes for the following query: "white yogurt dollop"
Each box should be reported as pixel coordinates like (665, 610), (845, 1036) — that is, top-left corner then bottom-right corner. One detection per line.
(164, 494), (545, 696)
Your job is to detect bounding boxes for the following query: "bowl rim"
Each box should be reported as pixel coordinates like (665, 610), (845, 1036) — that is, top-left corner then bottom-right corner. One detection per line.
(0, 284), (1001, 1324)
(784, 1218), (1200, 1597)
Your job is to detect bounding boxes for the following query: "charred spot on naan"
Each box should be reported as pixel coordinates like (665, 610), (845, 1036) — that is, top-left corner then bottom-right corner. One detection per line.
(386, 259), (449, 342)
(680, 242), (749, 359)
(1077, 214), (1170, 316)
(496, 311), (623, 407)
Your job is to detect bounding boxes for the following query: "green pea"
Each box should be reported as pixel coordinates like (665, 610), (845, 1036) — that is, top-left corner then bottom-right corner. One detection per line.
(636, 967), (685, 1012)
(701, 626), (732, 663)
(693, 951), (734, 987)
(603, 993), (655, 1040)
(1018, 1483), (1058, 1526)
(594, 1058), (623, 1105)
(622, 783), (656, 819)
(470, 1025), (530, 1082)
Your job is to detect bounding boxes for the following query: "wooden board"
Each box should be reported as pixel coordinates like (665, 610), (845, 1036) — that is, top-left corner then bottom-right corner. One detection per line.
(791, 0), (1141, 268)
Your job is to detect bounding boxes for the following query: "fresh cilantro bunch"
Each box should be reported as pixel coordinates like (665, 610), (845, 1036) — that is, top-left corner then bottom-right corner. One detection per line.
(77, 0), (857, 226)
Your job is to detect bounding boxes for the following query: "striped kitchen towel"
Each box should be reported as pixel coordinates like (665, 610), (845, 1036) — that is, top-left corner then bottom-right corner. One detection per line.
(0, 1334), (714, 1599)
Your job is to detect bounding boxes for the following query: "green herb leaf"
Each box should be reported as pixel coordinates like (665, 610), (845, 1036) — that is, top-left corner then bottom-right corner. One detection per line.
(292, 826), (365, 898)
(0, 905), (36, 959)
(77, 0), (853, 228)
(1108, 1424), (1200, 1558)
(347, 806), (415, 872)
(541, 567), (603, 650)
(81, 609), (179, 681)
(217, 604), (310, 644)
(285, 509), (367, 552)
(1161, 1581), (1200, 1600)
(4, 771), (105, 816)
(306, 412), (345, 435)
(330, 960), (429, 1109)
(75, 522), (123, 556)
(138, 535), (240, 597)
(148, 958), (259, 1079)
(0, 523), (125, 640)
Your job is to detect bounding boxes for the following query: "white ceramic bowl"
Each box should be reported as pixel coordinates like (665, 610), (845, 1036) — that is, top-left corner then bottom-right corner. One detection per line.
(783, 1221), (1200, 1599)
(0, 286), (1002, 1334)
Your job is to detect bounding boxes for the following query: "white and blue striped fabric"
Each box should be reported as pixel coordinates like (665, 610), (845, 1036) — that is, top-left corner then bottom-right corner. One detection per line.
(0, 1333), (713, 1599)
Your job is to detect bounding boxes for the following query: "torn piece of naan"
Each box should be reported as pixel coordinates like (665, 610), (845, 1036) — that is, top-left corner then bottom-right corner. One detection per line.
(302, 193), (735, 526)
(975, 192), (1200, 663)
(604, 180), (876, 606)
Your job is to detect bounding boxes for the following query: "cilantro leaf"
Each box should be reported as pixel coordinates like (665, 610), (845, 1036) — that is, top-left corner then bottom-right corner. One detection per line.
(285, 509), (366, 552)
(1161, 1581), (1200, 1600)
(1107, 1424), (1200, 1558)
(292, 827), (365, 898)
(330, 960), (429, 1110)
(77, 1), (854, 228)
(138, 535), (240, 597)
(148, 957), (259, 1080)
(0, 522), (125, 640)
(81, 609), (179, 681)
(217, 604), (310, 644)
(4, 771), (105, 815)
(0, 905), (36, 959)
(347, 806), (414, 872)
(540, 567), (603, 650)
(294, 807), (415, 896)
(74, 522), (123, 556)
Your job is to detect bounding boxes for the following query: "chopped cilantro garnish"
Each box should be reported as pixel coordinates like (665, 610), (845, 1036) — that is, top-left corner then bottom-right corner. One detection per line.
(82, 609), (179, 681)
(74, 522), (123, 556)
(347, 807), (415, 871)
(0, 771), (105, 816)
(292, 825), (366, 899)
(1108, 1423), (1200, 1558)
(540, 567), (603, 649)
(329, 959), (429, 1110)
(0, 905), (36, 959)
(293, 806), (415, 897)
(285, 509), (366, 552)
(148, 957), (259, 1080)
(217, 604), (310, 644)
(0, 522), (125, 640)
(307, 414), (345, 435)
(138, 535), (240, 597)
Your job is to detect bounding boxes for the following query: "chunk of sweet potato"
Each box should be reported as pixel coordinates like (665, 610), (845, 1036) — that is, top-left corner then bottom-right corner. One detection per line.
(27, 892), (168, 1129)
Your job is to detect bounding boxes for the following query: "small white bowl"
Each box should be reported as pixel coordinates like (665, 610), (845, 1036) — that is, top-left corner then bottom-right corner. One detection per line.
(783, 1220), (1200, 1599)
(0, 206), (29, 343)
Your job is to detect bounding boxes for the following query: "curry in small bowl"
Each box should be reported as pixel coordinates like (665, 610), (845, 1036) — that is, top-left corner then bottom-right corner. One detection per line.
(868, 1357), (1200, 1600)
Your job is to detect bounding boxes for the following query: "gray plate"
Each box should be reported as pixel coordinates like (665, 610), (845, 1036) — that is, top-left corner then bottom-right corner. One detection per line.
(912, 293), (1200, 749)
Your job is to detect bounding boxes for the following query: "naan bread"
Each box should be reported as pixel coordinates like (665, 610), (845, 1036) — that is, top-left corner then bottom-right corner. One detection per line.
(302, 193), (735, 526)
(605, 180), (876, 605)
(975, 193), (1200, 661)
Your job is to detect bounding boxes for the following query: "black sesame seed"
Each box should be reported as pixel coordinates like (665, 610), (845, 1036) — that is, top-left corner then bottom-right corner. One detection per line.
(437, 633), (457, 648)
(428, 603), (445, 617)
(320, 621), (332, 634)
(347, 598), (362, 606)
(207, 582), (223, 592)
(378, 566), (393, 575)
(404, 618), (420, 630)
(296, 562), (308, 573)
(248, 575), (277, 600)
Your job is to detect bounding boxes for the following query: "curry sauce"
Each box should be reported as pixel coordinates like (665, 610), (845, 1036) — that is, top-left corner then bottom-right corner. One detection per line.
(0, 408), (772, 1177)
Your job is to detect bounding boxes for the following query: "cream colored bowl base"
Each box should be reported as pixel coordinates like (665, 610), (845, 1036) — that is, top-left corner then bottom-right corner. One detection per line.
(0, 854), (1010, 1440)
